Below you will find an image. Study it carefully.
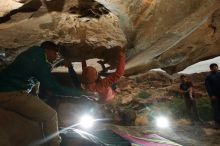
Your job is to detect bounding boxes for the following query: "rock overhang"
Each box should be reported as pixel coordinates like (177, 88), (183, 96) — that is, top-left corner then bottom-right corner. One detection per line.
(1, 0), (220, 75)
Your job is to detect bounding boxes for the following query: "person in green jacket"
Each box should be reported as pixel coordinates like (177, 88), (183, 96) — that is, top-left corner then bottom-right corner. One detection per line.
(0, 41), (84, 146)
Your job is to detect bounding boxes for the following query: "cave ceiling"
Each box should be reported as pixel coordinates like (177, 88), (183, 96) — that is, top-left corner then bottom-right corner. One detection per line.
(0, 0), (220, 75)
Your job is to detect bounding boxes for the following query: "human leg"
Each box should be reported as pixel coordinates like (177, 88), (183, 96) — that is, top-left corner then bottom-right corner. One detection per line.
(0, 91), (60, 146)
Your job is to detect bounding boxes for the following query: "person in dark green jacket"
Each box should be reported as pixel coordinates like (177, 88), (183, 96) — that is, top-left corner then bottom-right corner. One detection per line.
(0, 41), (84, 146)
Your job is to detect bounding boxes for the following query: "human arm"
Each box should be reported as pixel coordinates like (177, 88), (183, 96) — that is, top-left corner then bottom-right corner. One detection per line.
(67, 64), (81, 89)
(34, 57), (84, 97)
(188, 86), (194, 100)
(179, 84), (185, 97)
(62, 59), (81, 89)
(187, 81), (194, 100)
(101, 52), (125, 87)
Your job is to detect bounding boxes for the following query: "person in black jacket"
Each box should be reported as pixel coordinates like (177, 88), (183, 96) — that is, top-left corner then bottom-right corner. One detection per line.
(205, 63), (220, 128)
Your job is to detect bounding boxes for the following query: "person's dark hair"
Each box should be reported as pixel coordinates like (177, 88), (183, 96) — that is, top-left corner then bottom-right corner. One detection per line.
(41, 41), (59, 52)
(180, 75), (186, 79)
(209, 63), (218, 69)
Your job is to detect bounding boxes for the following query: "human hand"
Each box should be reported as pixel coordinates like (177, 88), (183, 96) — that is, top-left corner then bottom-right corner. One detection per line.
(102, 46), (123, 69)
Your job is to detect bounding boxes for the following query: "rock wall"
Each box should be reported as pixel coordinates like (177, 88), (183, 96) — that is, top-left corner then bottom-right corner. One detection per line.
(98, 0), (220, 75)
(0, 0), (126, 69)
(0, 0), (31, 17)
(1, 0), (220, 74)
(123, 0), (220, 74)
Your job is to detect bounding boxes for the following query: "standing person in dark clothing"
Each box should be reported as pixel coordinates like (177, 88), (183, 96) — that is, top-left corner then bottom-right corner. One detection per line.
(205, 63), (220, 128)
(179, 75), (200, 122)
(0, 41), (85, 146)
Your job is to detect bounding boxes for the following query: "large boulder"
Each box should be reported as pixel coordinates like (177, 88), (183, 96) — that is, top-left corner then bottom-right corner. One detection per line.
(0, 0), (31, 17)
(123, 0), (220, 74)
(0, 0), (126, 70)
(96, 0), (220, 74)
(1, 0), (220, 75)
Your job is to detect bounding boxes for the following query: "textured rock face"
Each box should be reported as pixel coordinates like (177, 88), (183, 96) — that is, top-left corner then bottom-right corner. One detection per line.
(122, 0), (220, 74)
(1, 0), (220, 74)
(0, 0), (31, 17)
(98, 0), (220, 74)
(0, 0), (126, 69)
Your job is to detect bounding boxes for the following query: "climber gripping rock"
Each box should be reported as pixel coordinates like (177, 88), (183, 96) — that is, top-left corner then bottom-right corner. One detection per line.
(80, 48), (125, 103)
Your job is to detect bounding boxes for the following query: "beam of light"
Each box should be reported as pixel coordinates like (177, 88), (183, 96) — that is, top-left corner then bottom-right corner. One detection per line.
(28, 118), (109, 146)
(79, 114), (95, 129)
(156, 116), (170, 129)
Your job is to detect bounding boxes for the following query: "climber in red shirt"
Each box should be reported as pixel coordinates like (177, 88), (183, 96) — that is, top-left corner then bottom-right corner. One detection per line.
(81, 49), (125, 103)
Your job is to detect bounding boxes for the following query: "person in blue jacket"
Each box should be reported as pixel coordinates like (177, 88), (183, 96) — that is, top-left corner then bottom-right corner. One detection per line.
(0, 41), (85, 146)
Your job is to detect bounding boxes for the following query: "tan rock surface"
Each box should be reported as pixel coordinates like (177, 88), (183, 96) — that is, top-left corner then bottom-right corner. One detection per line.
(0, 0), (126, 69)
(125, 0), (220, 75)
(1, 0), (220, 75)
(0, 0), (31, 17)
(96, 0), (220, 74)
